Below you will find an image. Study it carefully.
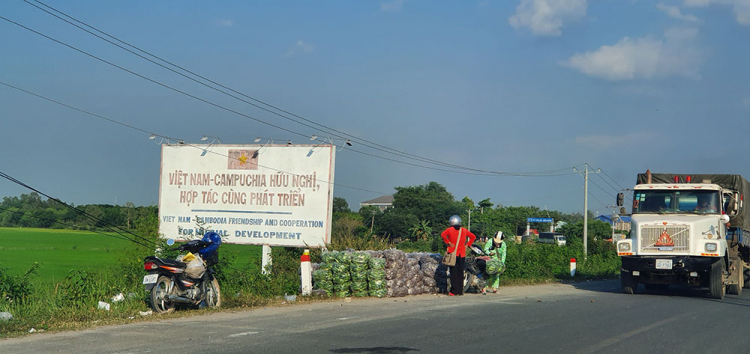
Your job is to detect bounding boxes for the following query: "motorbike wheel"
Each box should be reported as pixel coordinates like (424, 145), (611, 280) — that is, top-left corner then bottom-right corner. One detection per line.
(150, 276), (175, 314)
(205, 278), (221, 308)
(462, 270), (474, 294)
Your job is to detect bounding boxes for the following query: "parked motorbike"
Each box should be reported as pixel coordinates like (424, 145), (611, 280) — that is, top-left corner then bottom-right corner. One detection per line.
(142, 237), (221, 313)
(447, 244), (489, 294)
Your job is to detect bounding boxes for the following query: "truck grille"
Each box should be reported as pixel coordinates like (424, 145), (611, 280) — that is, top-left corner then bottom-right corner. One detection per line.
(640, 224), (690, 252)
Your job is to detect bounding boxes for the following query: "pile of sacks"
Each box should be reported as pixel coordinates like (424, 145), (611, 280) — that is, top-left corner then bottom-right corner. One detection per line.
(314, 249), (448, 298)
(313, 250), (387, 298)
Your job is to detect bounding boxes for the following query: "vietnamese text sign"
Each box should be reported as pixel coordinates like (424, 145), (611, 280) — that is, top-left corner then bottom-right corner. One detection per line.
(158, 144), (335, 247)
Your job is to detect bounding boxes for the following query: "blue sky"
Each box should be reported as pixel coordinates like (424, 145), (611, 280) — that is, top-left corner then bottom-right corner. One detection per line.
(1, 0), (749, 216)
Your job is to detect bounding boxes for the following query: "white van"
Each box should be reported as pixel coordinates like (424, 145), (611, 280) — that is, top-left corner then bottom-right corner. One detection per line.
(538, 232), (566, 246)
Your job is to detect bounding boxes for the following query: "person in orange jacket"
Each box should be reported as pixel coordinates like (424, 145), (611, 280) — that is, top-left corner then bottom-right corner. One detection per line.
(441, 215), (476, 296)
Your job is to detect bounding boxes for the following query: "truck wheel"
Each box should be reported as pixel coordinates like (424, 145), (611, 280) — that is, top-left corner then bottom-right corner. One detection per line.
(728, 267), (743, 295)
(710, 259), (726, 300)
(621, 270), (637, 294)
(744, 269), (750, 289)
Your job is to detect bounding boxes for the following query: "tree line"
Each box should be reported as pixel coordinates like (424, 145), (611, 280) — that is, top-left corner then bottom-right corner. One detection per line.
(333, 181), (599, 250)
(0, 192), (157, 231)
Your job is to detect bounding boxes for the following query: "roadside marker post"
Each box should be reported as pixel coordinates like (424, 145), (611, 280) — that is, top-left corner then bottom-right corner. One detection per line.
(300, 249), (312, 296)
(570, 258), (576, 277)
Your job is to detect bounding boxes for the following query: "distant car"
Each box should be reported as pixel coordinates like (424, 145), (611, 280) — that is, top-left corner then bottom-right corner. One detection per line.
(538, 232), (566, 246)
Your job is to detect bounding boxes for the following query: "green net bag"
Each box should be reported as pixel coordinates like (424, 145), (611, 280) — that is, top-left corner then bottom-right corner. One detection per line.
(369, 257), (386, 270)
(486, 259), (504, 275)
(369, 288), (387, 298)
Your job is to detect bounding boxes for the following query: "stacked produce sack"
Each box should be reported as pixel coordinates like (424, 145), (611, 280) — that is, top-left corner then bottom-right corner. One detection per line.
(383, 249), (408, 297)
(405, 255), (423, 295)
(367, 254), (387, 298)
(330, 251), (353, 297)
(312, 262), (333, 296)
(349, 251), (370, 297)
(418, 253), (442, 293)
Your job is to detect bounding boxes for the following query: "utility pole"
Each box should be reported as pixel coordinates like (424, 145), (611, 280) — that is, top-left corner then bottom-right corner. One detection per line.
(467, 208), (472, 232)
(583, 164), (589, 260)
(370, 209), (376, 234)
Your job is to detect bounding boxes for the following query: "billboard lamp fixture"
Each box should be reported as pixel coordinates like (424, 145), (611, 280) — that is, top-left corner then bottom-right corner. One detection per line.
(287, 140), (293, 145)
(254, 137), (261, 143)
(345, 139), (352, 146)
(310, 135), (317, 141)
(149, 134), (156, 140)
(201, 135), (208, 141)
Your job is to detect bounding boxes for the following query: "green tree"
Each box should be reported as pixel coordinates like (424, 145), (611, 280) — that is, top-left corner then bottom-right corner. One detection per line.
(333, 197), (351, 214)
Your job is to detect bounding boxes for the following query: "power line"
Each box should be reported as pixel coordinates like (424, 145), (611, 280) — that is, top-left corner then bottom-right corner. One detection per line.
(597, 167), (627, 191)
(592, 172), (620, 194)
(11, 5), (576, 178)
(0, 171), (155, 248)
(0, 205), (143, 245)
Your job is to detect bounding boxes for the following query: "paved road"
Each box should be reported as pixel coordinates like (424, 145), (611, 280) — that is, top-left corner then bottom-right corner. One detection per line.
(3, 280), (750, 353)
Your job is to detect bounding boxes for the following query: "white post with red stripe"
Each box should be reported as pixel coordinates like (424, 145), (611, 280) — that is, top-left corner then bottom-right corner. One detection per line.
(570, 258), (576, 277)
(300, 249), (312, 296)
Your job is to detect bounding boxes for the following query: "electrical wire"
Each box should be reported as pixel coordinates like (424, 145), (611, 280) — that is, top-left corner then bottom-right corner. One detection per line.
(0, 205), (144, 245)
(0, 171), (155, 248)
(10, 6), (577, 177)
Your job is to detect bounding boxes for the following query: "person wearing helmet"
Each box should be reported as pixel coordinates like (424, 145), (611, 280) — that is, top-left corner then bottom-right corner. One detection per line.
(441, 215), (476, 296)
(482, 231), (507, 294)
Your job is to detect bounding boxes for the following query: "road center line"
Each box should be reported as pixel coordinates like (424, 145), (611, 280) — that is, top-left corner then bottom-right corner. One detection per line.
(228, 331), (259, 338)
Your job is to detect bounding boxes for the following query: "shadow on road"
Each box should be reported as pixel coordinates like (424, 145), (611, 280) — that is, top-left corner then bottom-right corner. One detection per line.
(569, 279), (750, 306)
(330, 347), (420, 354)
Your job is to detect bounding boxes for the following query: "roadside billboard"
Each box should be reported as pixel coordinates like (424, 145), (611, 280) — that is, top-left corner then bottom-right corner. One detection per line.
(158, 144), (335, 247)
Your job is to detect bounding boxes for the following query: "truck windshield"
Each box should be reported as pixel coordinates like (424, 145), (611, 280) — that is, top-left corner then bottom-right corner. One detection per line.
(633, 190), (720, 214)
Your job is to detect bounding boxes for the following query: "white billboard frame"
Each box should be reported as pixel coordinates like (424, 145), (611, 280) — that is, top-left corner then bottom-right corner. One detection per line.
(158, 143), (335, 248)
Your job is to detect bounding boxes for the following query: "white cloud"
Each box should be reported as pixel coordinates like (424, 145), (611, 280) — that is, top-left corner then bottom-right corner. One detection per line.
(381, 0), (405, 12)
(657, 3), (701, 22)
(684, 0), (750, 25)
(575, 132), (656, 149)
(562, 27), (704, 80)
(508, 0), (588, 36)
(284, 40), (314, 58)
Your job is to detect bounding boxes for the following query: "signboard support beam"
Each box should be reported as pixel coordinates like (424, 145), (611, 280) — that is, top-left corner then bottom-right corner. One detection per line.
(262, 244), (272, 275)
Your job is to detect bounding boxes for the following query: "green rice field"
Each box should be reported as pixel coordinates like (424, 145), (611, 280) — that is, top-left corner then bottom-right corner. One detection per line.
(0, 227), (261, 282)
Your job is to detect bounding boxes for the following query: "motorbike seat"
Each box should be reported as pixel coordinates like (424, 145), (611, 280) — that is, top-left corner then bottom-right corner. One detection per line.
(148, 256), (185, 268)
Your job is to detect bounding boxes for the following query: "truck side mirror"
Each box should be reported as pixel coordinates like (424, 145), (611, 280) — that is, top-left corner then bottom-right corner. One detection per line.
(616, 192), (624, 207)
(726, 195), (739, 216)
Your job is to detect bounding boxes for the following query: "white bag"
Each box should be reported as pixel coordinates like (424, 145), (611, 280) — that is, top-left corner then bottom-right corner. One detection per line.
(184, 255), (206, 279)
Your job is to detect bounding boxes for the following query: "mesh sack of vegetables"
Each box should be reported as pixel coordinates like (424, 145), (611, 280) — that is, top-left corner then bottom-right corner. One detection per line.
(352, 290), (369, 297)
(486, 259), (504, 275)
(368, 278), (386, 290)
(333, 282), (350, 292)
(369, 257), (386, 270)
(335, 290), (351, 298)
(350, 261), (368, 273)
(350, 279), (368, 292)
(369, 288), (387, 298)
(367, 268), (386, 280)
(351, 251), (371, 264)
(313, 268), (332, 283)
(319, 262), (332, 271)
(322, 251), (337, 264)
(331, 263), (351, 284)
(316, 280), (334, 295)
(351, 270), (368, 283)
(335, 251), (352, 264)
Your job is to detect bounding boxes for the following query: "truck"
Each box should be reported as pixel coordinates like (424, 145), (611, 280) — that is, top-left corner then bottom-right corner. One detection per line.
(616, 170), (750, 299)
(538, 232), (567, 246)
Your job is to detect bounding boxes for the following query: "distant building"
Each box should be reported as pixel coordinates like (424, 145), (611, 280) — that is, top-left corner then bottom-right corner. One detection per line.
(360, 195), (394, 211)
(595, 215), (632, 232)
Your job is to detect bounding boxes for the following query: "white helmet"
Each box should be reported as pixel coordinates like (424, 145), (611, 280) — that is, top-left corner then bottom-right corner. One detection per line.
(449, 215), (462, 226)
(494, 231), (505, 243)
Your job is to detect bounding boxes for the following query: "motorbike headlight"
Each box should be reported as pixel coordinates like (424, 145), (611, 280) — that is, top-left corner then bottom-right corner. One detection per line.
(618, 242), (631, 252)
(705, 243), (717, 252)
